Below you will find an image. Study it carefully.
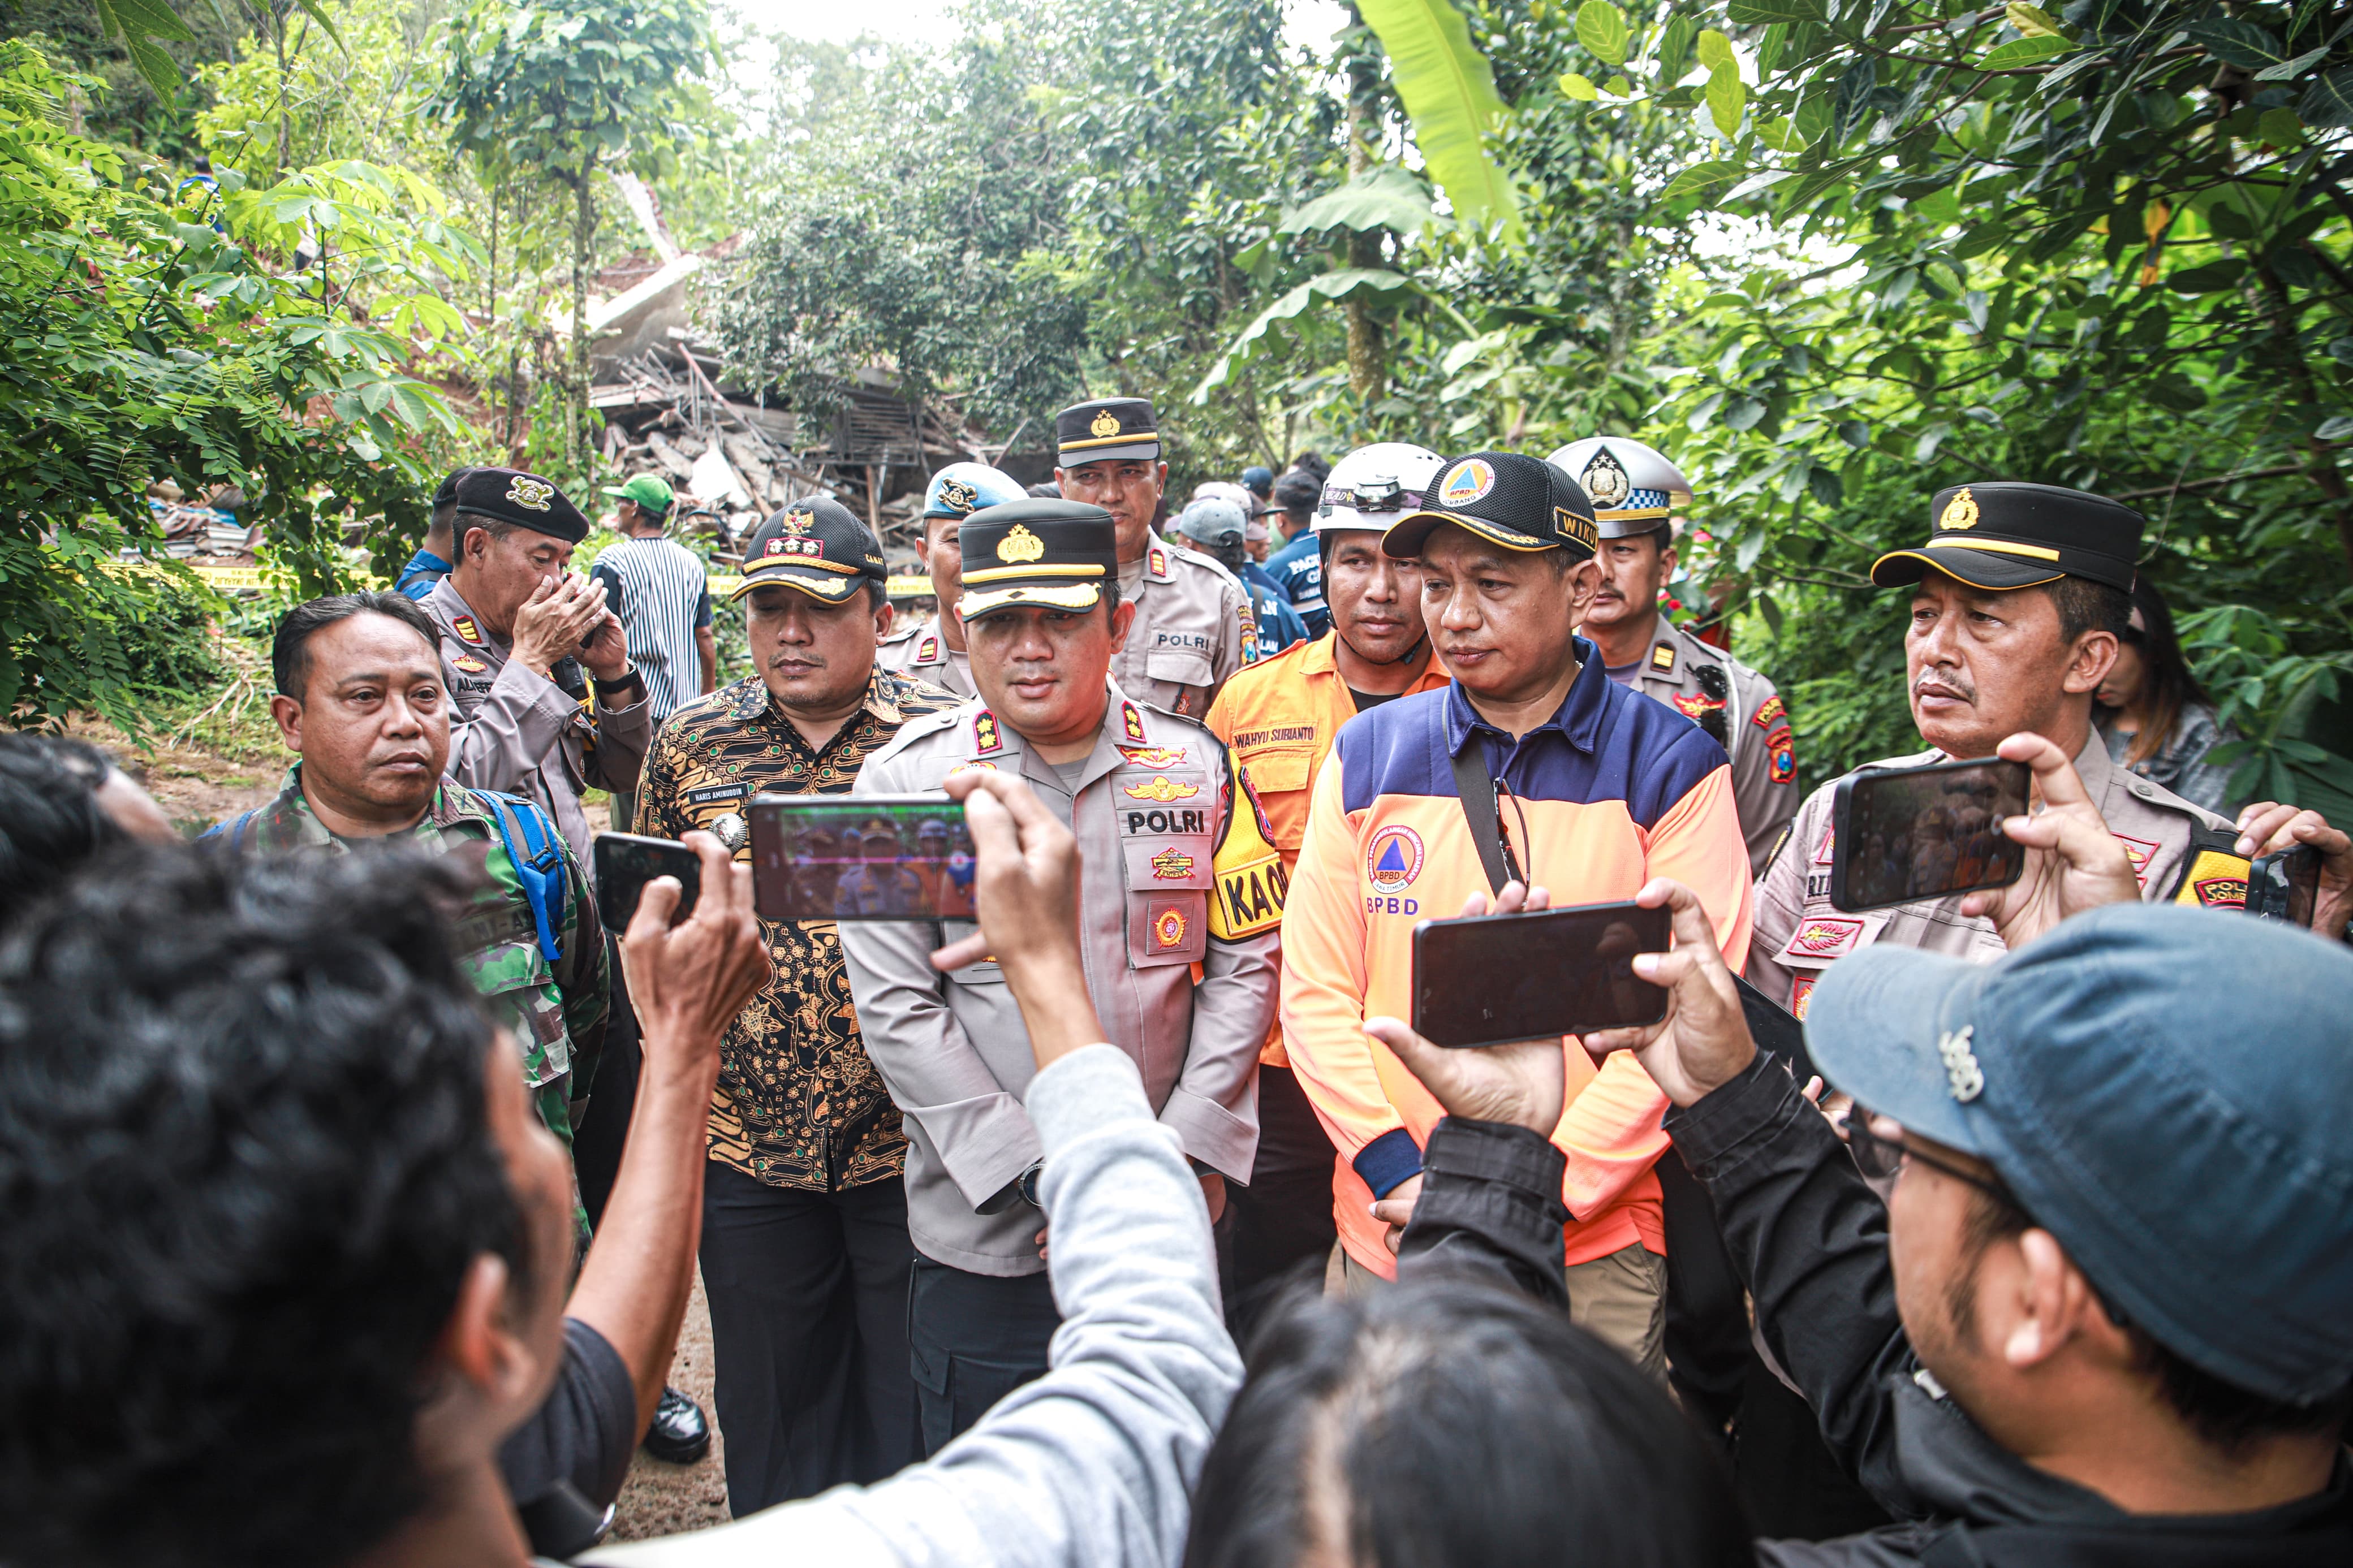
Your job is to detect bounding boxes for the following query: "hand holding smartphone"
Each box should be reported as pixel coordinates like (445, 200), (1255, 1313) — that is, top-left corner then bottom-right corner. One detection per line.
(594, 832), (703, 935)
(1830, 756), (2029, 913)
(1410, 900), (1672, 1048)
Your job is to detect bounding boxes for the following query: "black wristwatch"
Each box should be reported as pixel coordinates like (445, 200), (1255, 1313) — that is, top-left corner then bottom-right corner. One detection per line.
(1015, 1161), (1045, 1209)
(592, 666), (644, 703)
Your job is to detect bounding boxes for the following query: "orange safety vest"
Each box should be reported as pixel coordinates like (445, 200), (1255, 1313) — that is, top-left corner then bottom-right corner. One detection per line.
(1207, 633), (1451, 1068)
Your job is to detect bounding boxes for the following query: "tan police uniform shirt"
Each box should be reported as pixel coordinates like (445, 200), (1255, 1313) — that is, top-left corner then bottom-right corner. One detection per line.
(837, 684), (1283, 1276)
(1623, 619), (1796, 877)
(424, 578), (652, 878)
(876, 619), (977, 700)
(1749, 734), (2248, 1018)
(1110, 541), (1253, 720)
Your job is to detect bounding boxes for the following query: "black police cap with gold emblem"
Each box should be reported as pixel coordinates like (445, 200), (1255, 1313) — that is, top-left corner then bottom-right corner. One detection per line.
(1383, 450), (1600, 561)
(730, 496), (888, 603)
(956, 499), (1118, 620)
(1054, 396), (1161, 467)
(1871, 482), (2141, 595)
(450, 466), (591, 545)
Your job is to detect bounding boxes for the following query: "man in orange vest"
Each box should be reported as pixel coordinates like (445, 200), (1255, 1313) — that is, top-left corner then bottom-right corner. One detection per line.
(1205, 443), (1453, 1327)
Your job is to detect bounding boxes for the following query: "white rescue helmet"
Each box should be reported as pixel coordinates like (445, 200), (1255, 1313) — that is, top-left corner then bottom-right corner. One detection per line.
(1314, 443), (1448, 535)
(1544, 437), (1693, 539)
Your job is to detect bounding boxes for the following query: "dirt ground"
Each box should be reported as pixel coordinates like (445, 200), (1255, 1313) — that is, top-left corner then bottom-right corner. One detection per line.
(71, 720), (733, 1542)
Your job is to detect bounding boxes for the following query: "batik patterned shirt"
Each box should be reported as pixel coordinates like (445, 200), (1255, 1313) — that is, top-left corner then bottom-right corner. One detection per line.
(635, 669), (963, 1190)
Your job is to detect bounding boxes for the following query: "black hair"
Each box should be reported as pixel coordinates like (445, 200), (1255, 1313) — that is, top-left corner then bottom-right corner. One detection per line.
(0, 846), (528, 1568)
(2110, 577), (2210, 768)
(272, 591), (439, 699)
(0, 735), (123, 922)
(2044, 576), (2132, 647)
(1186, 1279), (1754, 1568)
(1027, 481), (1062, 500)
(1289, 450), (1331, 484)
(1956, 1185), (2351, 1459)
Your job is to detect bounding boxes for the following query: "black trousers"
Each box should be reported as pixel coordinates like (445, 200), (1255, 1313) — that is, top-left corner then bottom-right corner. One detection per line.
(570, 937), (638, 1232)
(906, 1256), (1061, 1456)
(1217, 1062), (1338, 1342)
(1657, 1146), (1751, 1437)
(699, 1165), (920, 1514)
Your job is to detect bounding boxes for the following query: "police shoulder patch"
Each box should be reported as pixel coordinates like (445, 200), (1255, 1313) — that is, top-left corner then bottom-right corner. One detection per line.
(1649, 641), (1677, 673)
(1208, 750), (1287, 941)
(452, 615), (482, 646)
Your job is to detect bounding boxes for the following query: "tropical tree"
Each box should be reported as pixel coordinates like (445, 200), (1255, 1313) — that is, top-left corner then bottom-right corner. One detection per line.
(436, 0), (714, 471)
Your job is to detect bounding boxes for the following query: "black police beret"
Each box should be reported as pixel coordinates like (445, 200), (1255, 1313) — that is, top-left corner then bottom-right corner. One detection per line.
(732, 496), (887, 603)
(1385, 451), (1599, 560)
(450, 468), (589, 545)
(1872, 482), (2142, 594)
(956, 499), (1118, 619)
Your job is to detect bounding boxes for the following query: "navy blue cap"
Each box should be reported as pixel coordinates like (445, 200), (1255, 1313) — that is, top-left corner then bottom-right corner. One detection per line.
(1240, 465), (1274, 497)
(1805, 904), (2353, 1404)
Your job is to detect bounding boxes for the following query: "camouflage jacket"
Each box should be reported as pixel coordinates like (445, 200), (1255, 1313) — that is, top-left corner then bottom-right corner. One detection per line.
(635, 668), (964, 1191)
(221, 768), (610, 1142)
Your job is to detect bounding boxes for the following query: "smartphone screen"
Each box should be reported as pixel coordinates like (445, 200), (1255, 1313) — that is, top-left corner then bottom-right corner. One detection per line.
(594, 832), (701, 935)
(1831, 757), (2029, 913)
(749, 794), (975, 922)
(1410, 901), (1671, 1048)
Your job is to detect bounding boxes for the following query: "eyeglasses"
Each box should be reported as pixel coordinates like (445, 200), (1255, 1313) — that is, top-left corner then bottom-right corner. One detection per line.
(1847, 1110), (2015, 1207)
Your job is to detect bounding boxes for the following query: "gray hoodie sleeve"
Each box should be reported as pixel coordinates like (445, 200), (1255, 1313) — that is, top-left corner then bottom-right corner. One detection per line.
(580, 1044), (1243, 1568)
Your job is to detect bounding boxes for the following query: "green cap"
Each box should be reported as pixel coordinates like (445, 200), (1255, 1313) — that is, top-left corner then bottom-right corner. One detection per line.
(600, 473), (674, 515)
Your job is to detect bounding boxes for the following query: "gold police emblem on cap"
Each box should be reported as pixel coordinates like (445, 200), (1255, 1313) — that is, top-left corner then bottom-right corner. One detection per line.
(996, 524), (1046, 564)
(1580, 450), (1630, 508)
(1940, 487), (1980, 531)
(506, 475), (555, 513)
(1089, 409), (1121, 438)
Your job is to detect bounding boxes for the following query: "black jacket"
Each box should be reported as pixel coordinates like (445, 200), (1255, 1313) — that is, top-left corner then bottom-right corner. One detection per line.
(1398, 1056), (2353, 1566)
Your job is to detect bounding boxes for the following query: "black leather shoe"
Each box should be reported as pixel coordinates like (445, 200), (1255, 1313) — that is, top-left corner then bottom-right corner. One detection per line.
(641, 1385), (710, 1465)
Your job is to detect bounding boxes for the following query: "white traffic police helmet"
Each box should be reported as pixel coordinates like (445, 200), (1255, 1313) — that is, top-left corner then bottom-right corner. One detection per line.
(1544, 437), (1694, 538)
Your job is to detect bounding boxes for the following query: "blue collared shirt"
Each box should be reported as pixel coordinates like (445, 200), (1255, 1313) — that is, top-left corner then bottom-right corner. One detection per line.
(395, 548), (454, 602)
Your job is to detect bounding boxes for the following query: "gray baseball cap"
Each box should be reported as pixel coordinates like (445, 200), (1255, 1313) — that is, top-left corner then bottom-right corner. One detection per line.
(1174, 496), (1248, 547)
(1805, 902), (2353, 1404)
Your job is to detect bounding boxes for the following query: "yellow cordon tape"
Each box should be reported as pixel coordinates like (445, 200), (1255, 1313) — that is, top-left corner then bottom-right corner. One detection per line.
(169, 564), (938, 598)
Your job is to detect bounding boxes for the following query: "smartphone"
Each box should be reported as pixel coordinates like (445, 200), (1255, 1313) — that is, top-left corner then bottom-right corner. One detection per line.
(1829, 756), (2029, 913)
(1410, 901), (1671, 1048)
(749, 794), (976, 922)
(2247, 845), (2321, 925)
(593, 832), (701, 935)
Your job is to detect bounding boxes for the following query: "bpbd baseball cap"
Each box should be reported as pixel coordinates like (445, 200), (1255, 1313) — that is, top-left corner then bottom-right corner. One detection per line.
(1384, 451), (1599, 560)
(1871, 481), (2142, 594)
(731, 498), (887, 603)
(1805, 903), (2353, 1405)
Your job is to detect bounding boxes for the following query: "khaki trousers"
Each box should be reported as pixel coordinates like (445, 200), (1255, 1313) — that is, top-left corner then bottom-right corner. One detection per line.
(1331, 1238), (1669, 1381)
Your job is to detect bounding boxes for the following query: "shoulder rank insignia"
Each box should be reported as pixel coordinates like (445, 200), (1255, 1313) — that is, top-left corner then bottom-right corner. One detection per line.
(973, 709), (1004, 755)
(453, 654), (488, 674)
(453, 615), (482, 646)
(1148, 545), (1167, 578)
(1122, 701), (1148, 744)
(1118, 744), (1187, 768)
(917, 634), (938, 662)
(1124, 775), (1200, 802)
(1649, 641), (1677, 673)
(1752, 693), (1787, 730)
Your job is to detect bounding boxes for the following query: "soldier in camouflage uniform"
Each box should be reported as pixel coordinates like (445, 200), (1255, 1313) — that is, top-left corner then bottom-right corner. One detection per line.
(218, 592), (607, 1147)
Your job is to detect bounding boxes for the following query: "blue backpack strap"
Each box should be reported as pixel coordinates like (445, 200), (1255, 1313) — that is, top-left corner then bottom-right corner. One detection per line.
(198, 808), (262, 851)
(475, 789), (567, 965)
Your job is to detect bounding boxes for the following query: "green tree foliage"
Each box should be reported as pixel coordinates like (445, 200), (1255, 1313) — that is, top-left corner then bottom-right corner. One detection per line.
(435, 0), (715, 470)
(0, 39), (478, 727)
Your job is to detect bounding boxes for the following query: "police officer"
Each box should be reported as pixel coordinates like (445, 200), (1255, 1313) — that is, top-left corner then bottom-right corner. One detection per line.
(837, 498), (1280, 1453)
(1753, 482), (2255, 1019)
(878, 462), (1028, 699)
(1169, 494), (1307, 656)
(1549, 437), (1796, 875)
(423, 468), (652, 877)
(1051, 398), (1252, 717)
